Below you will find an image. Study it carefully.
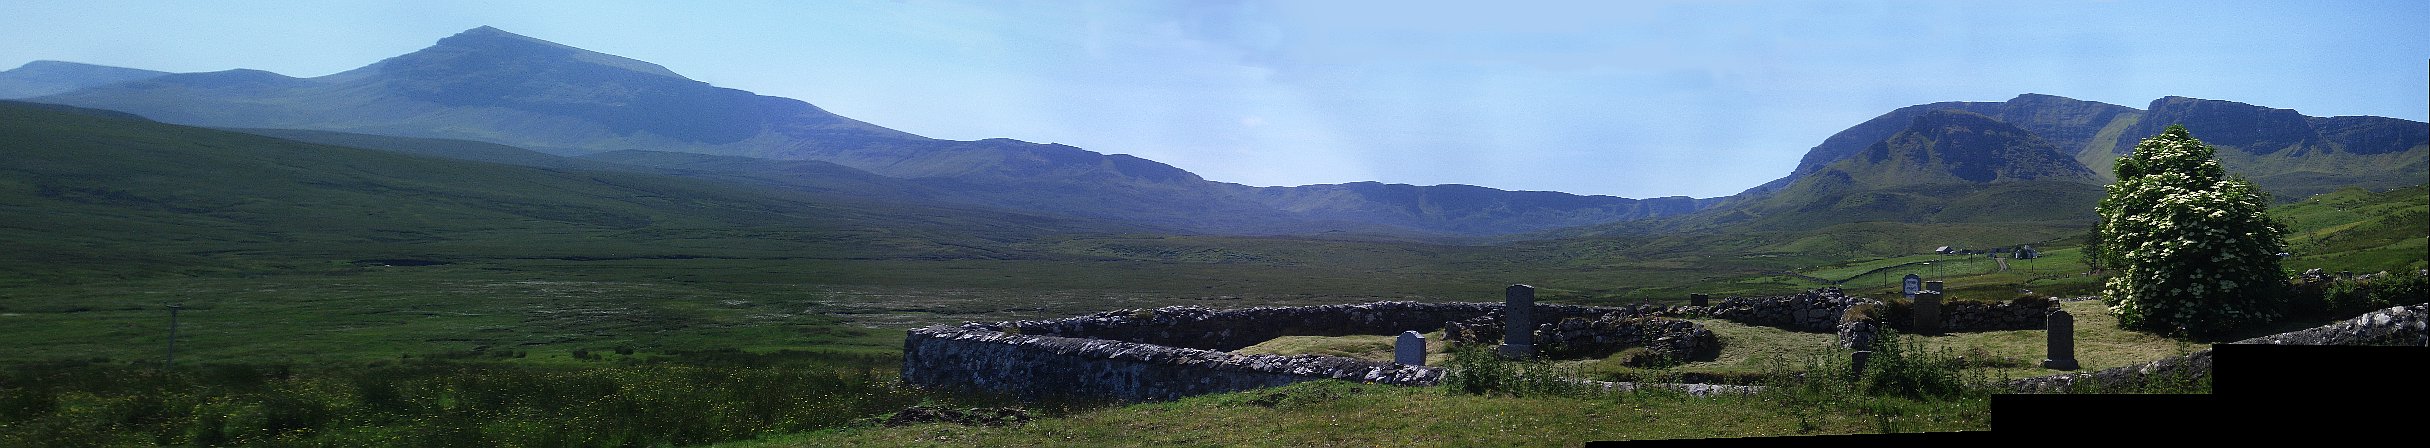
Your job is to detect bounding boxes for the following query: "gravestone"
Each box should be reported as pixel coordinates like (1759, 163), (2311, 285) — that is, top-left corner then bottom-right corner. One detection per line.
(1843, 320), (1876, 351)
(1901, 274), (1922, 299)
(1924, 280), (1945, 293)
(1851, 350), (1872, 380)
(1501, 284), (1535, 358)
(2041, 310), (2079, 370)
(1396, 331), (1427, 366)
(1690, 293), (1709, 307)
(1914, 290), (1943, 335)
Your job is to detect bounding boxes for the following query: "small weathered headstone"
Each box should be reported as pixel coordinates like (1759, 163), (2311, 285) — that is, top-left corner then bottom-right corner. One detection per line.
(2041, 309), (2079, 370)
(1843, 320), (1875, 351)
(1901, 274), (1922, 299)
(1396, 331), (1427, 366)
(1501, 284), (1535, 358)
(1690, 293), (1710, 307)
(1851, 350), (1872, 380)
(1914, 290), (1943, 335)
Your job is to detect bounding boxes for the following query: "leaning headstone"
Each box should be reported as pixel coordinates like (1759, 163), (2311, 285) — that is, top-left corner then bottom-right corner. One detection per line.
(2041, 310), (2079, 370)
(1396, 331), (1427, 366)
(1914, 290), (1943, 335)
(1501, 284), (1536, 358)
(1690, 293), (1710, 307)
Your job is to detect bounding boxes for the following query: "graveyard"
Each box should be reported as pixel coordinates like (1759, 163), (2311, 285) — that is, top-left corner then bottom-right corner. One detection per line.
(900, 284), (2425, 401)
(737, 281), (2425, 446)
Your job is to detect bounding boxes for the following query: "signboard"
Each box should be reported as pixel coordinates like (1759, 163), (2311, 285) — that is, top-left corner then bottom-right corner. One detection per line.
(1902, 274), (1923, 299)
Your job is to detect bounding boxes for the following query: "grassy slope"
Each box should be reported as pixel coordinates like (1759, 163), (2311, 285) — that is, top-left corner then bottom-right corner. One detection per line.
(0, 102), (1129, 284)
(2273, 184), (2430, 273)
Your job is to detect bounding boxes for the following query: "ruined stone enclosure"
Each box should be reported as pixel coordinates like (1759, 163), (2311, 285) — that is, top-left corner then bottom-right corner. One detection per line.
(900, 286), (2086, 402)
(903, 286), (2430, 403)
(900, 296), (1752, 402)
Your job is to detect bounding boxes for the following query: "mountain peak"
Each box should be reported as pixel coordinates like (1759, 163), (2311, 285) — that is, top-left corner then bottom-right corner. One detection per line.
(395, 26), (690, 80)
(1838, 108), (2096, 184)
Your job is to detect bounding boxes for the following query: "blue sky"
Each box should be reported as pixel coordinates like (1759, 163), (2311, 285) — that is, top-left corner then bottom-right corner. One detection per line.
(5, 0), (2424, 198)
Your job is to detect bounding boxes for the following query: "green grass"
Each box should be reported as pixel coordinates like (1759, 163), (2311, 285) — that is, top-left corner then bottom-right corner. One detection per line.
(734, 380), (1987, 447)
(0, 352), (926, 447)
(2275, 184), (2430, 274)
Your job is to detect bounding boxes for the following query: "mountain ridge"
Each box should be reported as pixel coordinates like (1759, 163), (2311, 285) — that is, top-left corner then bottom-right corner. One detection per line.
(10, 28), (2421, 237)
(0, 60), (170, 99)
(1742, 93), (2424, 202)
(14, 26), (1716, 236)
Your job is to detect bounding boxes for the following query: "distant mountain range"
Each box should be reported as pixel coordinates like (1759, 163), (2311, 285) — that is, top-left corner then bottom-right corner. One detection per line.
(4, 27), (2421, 238)
(1743, 93), (2426, 201)
(5, 27), (1702, 237)
(0, 100), (1142, 280)
(0, 60), (168, 98)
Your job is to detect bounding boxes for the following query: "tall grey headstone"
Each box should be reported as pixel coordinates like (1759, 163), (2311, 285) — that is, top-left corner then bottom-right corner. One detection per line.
(1914, 290), (1943, 335)
(1501, 284), (1535, 358)
(1690, 293), (1709, 307)
(1396, 331), (1427, 366)
(2041, 309), (2079, 370)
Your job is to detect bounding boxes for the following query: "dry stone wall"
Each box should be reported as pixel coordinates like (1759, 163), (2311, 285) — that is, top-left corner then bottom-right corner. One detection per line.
(899, 293), (2131, 402)
(988, 301), (1502, 352)
(1443, 311), (1716, 360)
(905, 301), (1730, 402)
(903, 324), (1442, 402)
(1931, 297), (2059, 333)
(1709, 288), (1870, 332)
(2004, 303), (2428, 392)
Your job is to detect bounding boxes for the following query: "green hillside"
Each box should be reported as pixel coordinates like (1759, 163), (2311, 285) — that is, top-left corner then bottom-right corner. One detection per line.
(0, 101), (1115, 285)
(2273, 184), (2430, 273)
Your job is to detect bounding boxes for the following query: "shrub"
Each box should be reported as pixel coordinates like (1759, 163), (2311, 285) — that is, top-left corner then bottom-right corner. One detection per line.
(1439, 345), (1593, 398)
(2295, 270), (2430, 317)
(1856, 327), (1969, 399)
(2093, 125), (2289, 338)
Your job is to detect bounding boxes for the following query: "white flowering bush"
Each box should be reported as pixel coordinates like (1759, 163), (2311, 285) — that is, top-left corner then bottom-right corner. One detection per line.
(2092, 125), (2288, 338)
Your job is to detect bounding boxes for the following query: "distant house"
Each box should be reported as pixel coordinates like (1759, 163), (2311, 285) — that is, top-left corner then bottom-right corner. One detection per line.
(2016, 245), (2040, 259)
(1935, 246), (1953, 254)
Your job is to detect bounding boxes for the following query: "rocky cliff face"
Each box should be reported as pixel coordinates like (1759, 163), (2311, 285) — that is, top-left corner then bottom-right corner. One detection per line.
(1743, 93), (2425, 203)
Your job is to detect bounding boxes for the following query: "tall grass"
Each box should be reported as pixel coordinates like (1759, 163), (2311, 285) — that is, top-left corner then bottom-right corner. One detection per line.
(0, 351), (936, 447)
(1437, 345), (1596, 398)
(1755, 326), (1999, 434)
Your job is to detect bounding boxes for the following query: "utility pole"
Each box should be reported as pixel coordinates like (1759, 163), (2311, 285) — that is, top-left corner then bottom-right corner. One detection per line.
(166, 304), (182, 367)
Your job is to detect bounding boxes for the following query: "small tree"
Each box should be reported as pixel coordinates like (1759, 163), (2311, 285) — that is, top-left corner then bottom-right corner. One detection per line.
(2093, 125), (2288, 338)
